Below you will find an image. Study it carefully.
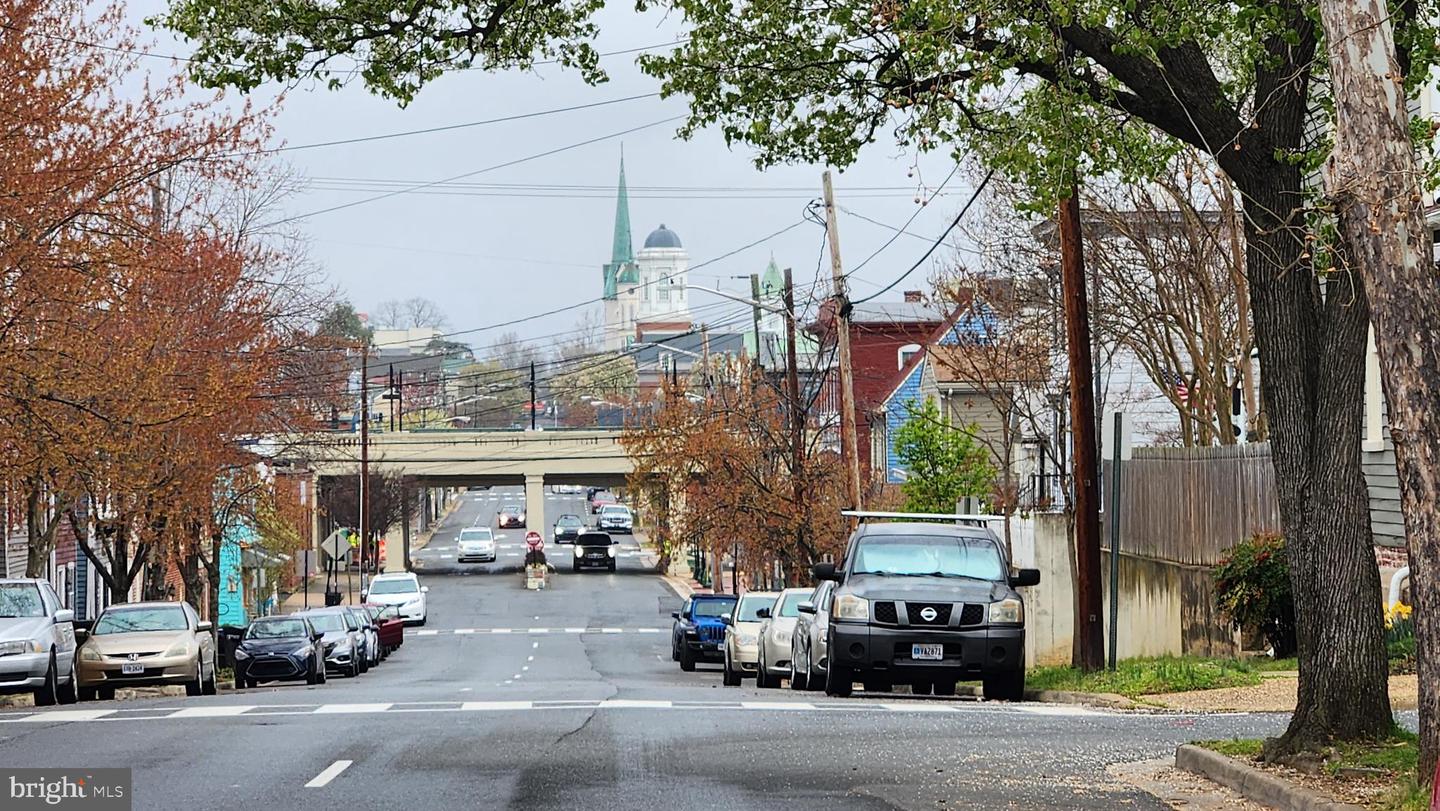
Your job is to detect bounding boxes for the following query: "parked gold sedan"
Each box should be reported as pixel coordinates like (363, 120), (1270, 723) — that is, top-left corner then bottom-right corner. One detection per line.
(75, 601), (217, 701)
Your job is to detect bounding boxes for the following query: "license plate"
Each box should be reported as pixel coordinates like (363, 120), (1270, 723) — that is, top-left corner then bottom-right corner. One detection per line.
(911, 644), (944, 661)
(121, 663), (144, 675)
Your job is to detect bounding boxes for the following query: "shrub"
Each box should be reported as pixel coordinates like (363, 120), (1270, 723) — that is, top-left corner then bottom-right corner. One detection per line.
(1385, 601), (1416, 674)
(1214, 533), (1297, 657)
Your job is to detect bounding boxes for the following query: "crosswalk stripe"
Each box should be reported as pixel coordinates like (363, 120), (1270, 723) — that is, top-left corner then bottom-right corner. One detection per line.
(313, 703), (392, 714)
(16, 709), (113, 722)
(169, 706), (256, 718)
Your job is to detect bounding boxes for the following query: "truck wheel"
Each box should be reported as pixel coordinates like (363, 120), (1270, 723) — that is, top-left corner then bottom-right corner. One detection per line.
(824, 664), (853, 698)
(983, 670), (1026, 701)
(679, 646), (696, 672)
(933, 679), (957, 697)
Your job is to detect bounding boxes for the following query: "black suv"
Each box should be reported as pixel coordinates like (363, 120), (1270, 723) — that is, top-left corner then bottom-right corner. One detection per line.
(813, 521), (1039, 700)
(571, 531), (617, 572)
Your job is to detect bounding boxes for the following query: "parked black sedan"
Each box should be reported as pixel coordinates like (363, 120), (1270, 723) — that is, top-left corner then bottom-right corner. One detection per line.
(233, 615), (327, 689)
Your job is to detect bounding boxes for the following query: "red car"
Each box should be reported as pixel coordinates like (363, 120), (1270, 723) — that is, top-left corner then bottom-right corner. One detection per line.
(364, 604), (405, 656)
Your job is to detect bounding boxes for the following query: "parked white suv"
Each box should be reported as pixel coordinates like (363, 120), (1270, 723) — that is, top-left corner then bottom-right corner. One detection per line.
(363, 573), (428, 625)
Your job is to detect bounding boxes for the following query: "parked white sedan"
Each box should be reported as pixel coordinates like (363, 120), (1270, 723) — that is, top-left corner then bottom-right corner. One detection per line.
(755, 587), (812, 688)
(363, 573), (428, 625)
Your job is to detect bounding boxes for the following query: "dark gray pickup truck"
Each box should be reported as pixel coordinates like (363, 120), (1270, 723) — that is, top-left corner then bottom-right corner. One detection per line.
(813, 519), (1039, 700)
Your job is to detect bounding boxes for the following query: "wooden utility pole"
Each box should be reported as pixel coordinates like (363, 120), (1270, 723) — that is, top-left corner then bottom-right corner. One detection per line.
(784, 268), (806, 586)
(1318, 0), (1440, 776)
(1059, 193), (1104, 672)
(529, 361), (537, 431)
(358, 345), (369, 603)
(822, 171), (863, 509)
(750, 273), (764, 369)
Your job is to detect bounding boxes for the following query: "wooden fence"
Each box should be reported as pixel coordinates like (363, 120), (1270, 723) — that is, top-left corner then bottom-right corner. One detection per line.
(1105, 443), (1281, 566)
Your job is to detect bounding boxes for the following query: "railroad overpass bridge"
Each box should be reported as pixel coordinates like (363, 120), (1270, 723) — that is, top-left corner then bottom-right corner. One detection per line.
(302, 429), (634, 537)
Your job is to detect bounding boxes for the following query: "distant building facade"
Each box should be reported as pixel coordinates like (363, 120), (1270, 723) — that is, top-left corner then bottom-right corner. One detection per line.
(602, 158), (692, 350)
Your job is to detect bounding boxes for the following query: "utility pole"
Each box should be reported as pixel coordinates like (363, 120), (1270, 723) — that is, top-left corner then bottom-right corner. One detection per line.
(749, 273), (764, 369)
(822, 171), (863, 510)
(1059, 192), (1104, 672)
(358, 345), (369, 605)
(397, 370), (404, 431)
(387, 364), (396, 432)
(783, 268), (805, 588)
(701, 324), (711, 393)
(529, 361), (537, 431)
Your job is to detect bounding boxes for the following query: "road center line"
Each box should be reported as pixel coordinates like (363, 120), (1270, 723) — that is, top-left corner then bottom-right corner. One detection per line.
(305, 760), (352, 788)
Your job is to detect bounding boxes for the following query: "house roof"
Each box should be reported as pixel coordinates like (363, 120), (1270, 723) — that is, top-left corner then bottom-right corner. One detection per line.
(928, 343), (1049, 386)
(847, 301), (947, 324)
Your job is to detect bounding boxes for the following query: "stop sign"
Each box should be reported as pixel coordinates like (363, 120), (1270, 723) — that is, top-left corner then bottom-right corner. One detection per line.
(525, 531), (544, 552)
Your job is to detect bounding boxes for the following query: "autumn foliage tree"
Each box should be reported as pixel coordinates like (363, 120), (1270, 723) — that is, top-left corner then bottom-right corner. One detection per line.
(0, 1), (328, 613)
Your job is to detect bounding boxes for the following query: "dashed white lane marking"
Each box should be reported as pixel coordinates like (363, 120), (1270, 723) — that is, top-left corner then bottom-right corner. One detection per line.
(313, 703), (392, 714)
(0, 700), (1112, 725)
(415, 630), (439, 636)
(527, 656), (535, 662)
(305, 760), (352, 788)
(454, 629), (475, 635)
(169, 706), (255, 718)
(531, 642), (539, 649)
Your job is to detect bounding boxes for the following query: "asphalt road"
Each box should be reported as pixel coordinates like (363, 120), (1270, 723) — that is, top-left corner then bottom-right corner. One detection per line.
(0, 487), (1297, 810)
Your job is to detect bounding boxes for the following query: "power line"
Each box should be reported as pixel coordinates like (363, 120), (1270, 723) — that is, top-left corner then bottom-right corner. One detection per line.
(261, 116), (684, 227)
(254, 94), (661, 154)
(842, 161), (961, 278)
(853, 168), (996, 305)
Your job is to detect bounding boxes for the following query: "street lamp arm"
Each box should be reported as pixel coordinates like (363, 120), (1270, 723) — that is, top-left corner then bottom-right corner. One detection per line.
(684, 284), (786, 316)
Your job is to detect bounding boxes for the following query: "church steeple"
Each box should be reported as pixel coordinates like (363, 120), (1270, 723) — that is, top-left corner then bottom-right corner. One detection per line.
(611, 153), (634, 266)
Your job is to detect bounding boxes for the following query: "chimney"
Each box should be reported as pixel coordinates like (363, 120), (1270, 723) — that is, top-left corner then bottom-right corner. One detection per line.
(903, 290), (923, 303)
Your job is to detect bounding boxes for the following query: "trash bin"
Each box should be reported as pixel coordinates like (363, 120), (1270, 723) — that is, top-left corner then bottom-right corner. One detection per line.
(217, 626), (245, 669)
(324, 590), (343, 607)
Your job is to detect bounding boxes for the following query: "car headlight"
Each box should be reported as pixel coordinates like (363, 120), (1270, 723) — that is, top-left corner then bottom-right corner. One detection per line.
(832, 594), (869, 621)
(404, 596), (422, 606)
(233, 648), (251, 660)
(80, 646), (102, 661)
(772, 628), (791, 645)
(735, 631), (758, 646)
(0, 639), (40, 656)
(989, 598), (1024, 625)
(163, 639), (191, 658)
(291, 644), (313, 657)
(333, 640), (352, 654)
(574, 546), (584, 558)
(607, 546), (617, 557)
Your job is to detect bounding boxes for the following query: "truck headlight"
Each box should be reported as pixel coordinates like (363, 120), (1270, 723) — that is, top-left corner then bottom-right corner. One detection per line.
(989, 598), (1024, 625)
(607, 546), (617, 558)
(574, 546), (584, 558)
(832, 594), (869, 621)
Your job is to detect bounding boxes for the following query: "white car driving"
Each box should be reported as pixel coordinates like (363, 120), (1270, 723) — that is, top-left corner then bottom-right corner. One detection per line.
(457, 527), (497, 563)
(363, 573), (428, 625)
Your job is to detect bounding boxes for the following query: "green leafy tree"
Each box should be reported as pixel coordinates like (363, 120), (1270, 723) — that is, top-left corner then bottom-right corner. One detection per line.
(316, 302), (371, 345)
(893, 398), (995, 514)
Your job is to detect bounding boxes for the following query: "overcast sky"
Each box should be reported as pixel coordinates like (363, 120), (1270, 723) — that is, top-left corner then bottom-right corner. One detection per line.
(130, 1), (976, 350)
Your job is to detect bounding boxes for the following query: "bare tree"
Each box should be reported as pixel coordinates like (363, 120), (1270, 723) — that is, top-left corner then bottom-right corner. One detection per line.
(402, 297), (449, 330)
(372, 299), (407, 329)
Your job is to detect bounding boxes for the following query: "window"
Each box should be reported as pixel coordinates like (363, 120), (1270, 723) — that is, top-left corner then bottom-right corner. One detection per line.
(898, 343), (921, 369)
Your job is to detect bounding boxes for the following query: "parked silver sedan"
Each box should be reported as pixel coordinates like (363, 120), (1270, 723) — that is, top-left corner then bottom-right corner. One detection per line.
(788, 581), (836, 691)
(0, 578), (78, 705)
(721, 591), (778, 686)
(753, 587), (813, 689)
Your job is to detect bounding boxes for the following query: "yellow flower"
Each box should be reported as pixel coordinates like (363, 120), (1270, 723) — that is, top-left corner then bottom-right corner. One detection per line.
(1384, 601), (1413, 628)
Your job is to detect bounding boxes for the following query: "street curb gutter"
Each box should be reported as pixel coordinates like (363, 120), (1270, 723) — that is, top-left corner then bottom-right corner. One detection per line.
(954, 685), (1140, 709)
(1175, 745), (1365, 811)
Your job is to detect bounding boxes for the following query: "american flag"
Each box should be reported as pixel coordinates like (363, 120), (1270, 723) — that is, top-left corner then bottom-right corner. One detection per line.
(1173, 373), (1191, 405)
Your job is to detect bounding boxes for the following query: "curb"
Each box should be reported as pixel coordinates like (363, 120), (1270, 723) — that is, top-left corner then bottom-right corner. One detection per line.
(1175, 744), (1365, 811)
(954, 685), (1141, 709)
(660, 574), (706, 600)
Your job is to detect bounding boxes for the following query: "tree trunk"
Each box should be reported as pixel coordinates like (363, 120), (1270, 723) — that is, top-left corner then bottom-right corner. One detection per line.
(1319, 0), (1439, 774)
(24, 483), (67, 579)
(1228, 164), (1394, 756)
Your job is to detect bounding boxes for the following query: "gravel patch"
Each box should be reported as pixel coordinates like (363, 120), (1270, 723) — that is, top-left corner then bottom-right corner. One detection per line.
(1145, 674), (1416, 713)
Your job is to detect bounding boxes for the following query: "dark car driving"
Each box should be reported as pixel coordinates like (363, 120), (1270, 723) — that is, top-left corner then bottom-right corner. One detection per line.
(813, 519), (1039, 700)
(553, 514), (584, 544)
(571, 531), (617, 572)
(233, 615), (326, 689)
(670, 594), (738, 672)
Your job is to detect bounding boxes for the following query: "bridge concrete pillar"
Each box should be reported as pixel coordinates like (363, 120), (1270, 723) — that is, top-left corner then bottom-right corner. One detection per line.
(524, 473), (546, 540)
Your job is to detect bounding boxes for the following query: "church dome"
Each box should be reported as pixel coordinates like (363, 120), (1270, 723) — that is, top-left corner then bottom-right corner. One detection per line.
(643, 224), (683, 249)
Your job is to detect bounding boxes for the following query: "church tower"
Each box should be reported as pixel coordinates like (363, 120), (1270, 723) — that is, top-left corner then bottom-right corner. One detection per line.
(602, 156), (640, 351)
